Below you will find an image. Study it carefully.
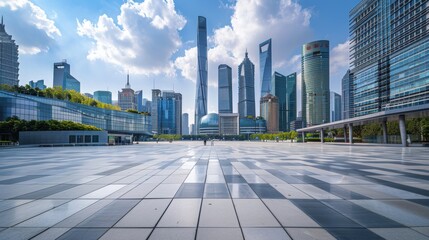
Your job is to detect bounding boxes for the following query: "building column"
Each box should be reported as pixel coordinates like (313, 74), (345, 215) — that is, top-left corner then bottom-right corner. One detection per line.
(381, 120), (388, 144)
(399, 115), (408, 147)
(343, 126), (347, 143)
(348, 123), (353, 144)
(301, 132), (305, 143)
(320, 129), (324, 143)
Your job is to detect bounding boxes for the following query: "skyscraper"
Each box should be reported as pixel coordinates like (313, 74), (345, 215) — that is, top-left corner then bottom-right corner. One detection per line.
(135, 90), (143, 112)
(302, 40), (330, 127)
(118, 74), (136, 111)
(29, 80), (46, 90)
(350, 0), (429, 117)
(182, 113), (189, 135)
(194, 16), (208, 134)
(330, 91), (342, 122)
(0, 17), (19, 86)
(341, 70), (353, 119)
(238, 51), (256, 118)
(152, 89), (182, 135)
(272, 72), (297, 132)
(260, 94), (279, 133)
(94, 91), (112, 104)
(259, 39), (272, 97)
(218, 64), (232, 113)
(53, 60), (80, 92)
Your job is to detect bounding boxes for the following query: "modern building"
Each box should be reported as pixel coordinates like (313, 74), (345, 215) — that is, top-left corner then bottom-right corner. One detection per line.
(29, 80), (46, 90)
(238, 50), (256, 118)
(290, 117), (303, 131)
(301, 40), (330, 127)
(83, 93), (93, 98)
(142, 98), (151, 113)
(239, 118), (266, 135)
(199, 113), (219, 135)
(53, 60), (80, 92)
(0, 90), (151, 135)
(260, 94), (279, 133)
(330, 91), (342, 122)
(182, 113), (189, 135)
(190, 124), (195, 135)
(135, 90), (143, 112)
(194, 16), (208, 134)
(118, 74), (136, 111)
(272, 72), (296, 132)
(218, 64), (233, 113)
(0, 17), (19, 86)
(151, 89), (182, 135)
(219, 113), (239, 135)
(259, 39), (272, 97)
(94, 91), (112, 105)
(350, 0), (429, 117)
(341, 70), (353, 119)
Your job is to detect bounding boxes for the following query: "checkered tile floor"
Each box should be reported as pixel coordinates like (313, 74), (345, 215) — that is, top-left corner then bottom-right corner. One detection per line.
(1, 142), (429, 239)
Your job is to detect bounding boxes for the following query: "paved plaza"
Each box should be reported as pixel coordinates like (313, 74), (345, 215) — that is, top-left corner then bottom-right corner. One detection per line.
(0, 142), (429, 239)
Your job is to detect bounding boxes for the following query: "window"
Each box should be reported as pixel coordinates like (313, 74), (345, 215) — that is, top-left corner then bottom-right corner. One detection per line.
(92, 135), (99, 143)
(69, 135), (76, 143)
(85, 135), (91, 143)
(77, 135), (83, 143)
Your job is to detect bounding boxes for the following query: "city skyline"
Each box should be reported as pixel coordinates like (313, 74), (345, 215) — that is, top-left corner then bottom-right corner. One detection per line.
(1, 0), (359, 125)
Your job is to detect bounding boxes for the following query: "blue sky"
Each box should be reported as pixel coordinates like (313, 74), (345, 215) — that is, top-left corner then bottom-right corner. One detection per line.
(1, 0), (360, 125)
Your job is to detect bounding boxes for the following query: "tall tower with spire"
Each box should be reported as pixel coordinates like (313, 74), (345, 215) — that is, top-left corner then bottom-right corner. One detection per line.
(194, 16), (208, 134)
(238, 50), (255, 118)
(118, 73), (136, 110)
(0, 17), (19, 86)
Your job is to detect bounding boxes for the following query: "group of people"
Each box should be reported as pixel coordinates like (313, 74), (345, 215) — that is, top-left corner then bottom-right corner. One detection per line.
(203, 139), (214, 146)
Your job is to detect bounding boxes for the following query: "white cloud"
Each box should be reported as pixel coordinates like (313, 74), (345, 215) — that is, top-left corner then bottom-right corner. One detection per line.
(175, 0), (312, 115)
(330, 40), (349, 75)
(77, 0), (186, 76)
(0, 0), (61, 54)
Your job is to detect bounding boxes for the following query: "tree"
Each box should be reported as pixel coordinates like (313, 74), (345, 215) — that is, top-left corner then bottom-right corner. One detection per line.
(289, 131), (298, 142)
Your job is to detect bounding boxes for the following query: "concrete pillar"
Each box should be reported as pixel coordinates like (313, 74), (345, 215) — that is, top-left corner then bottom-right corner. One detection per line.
(399, 115), (408, 147)
(348, 123), (353, 144)
(301, 132), (305, 143)
(320, 129), (324, 143)
(344, 126), (347, 143)
(381, 120), (388, 144)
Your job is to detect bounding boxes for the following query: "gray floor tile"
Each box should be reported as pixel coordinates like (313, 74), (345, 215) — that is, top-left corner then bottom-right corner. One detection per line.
(145, 184), (181, 198)
(242, 228), (291, 240)
(233, 199), (280, 227)
(285, 228), (336, 240)
(228, 183), (258, 198)
(99, 228), (152, 240)
(196, 228), (243, 240)
(115, 199), (171, 227)
(203, 183), (230, 198)
(199, 199), (239, 227)
(56, 228), (108, 240)
(370, 228), (429, 240)
(0, 227), (45, 240)
(157, 199), (201, 227)
(149, 228), (196, 240)
(31, 228), (70, 240)
(263, 199), (319, 227)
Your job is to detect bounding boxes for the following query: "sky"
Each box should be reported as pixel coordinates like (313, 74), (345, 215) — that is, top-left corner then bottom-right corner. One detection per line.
(1, 0), (360, 126)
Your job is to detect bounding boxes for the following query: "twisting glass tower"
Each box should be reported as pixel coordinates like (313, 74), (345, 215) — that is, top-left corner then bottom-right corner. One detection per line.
(194, 16), (208, 134)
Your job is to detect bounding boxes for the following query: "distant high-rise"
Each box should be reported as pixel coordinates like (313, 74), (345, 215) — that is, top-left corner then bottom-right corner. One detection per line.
(83, 93), (93, 98)
(260, 94), (279, 133)
(194, 16), (208, 134)
(259, 39), (272, 97)
(0, 17), (19, 86)
(302, 40), (330, 126)
(341, 70), (353, 119)
(29, 80), (46, 90)
(94, 91), (112, 104)
(182, 113), (189, 135)
(53, 60), (80, 92)
(135, 90), (143, 112)
(330, 91), (342, 122)
(272, 72), (296, 132)
(238, 50), (256, 118)
(118, 73), (136, 111)
(350, 0), (429, 116)
(218, 64), (232, 113)
(142, 98), (152, 113)
(152, 89), (182, 134)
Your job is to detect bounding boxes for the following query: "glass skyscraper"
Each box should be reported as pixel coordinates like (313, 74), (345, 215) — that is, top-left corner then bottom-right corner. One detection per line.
(194, 16), (208, 134)
(0, 17), (19, 86)
(330, 91), (342, 122)
(182, 113), (189, 135)
(301, 40), (330, 127)
(272, 72), (296, 132)
(94, 91), (112, 105)
(152, 90), (182, 135)
(135, 90), (143, 112)
(238, 51), (256, 118)
(218, 64), (232, 113)
(53, 60), (80, 93)
(259, 39), (272, 97)
(341, 70), (353, 119)
(350, 0), (429, 116)
(29, 80), (46, 90)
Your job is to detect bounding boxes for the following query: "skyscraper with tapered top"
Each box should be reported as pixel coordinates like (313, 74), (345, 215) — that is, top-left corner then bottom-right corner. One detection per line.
(0, 17), (19, 86)
(259, 39), (272, 97)
(238, 50), (256, 118)
(194, 16), (208, 134)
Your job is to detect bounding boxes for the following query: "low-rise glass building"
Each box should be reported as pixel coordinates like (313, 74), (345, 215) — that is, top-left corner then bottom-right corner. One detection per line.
(0, 90), (151, 135)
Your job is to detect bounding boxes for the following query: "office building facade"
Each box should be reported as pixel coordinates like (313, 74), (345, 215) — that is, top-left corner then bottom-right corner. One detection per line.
(94, 91), (112, 105)
(218, 64), (233, 113)
(330, 91), (342, 122)
(29, 80), (46, 90)
(301, 40), (330, 126)
(350, 0), (429, 117)
(118, 74), (136, 111)
(238, 51), (256, 118)
(53, 60), (80, 92)
(260, 94), (279, 133)
(0, 17), (19, 86)
(194, 16), (208, 134)
(135, 90), (143, 112)
(182, 113), (189, 135)
(152, 90), (182, 135)
(341, 70), (353, 119)
(259, 39), (272, 97)
(272, 72), (296, 132)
